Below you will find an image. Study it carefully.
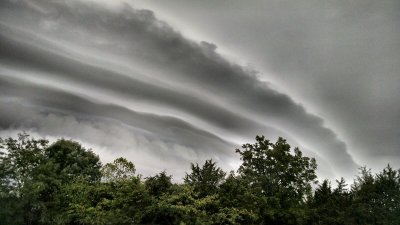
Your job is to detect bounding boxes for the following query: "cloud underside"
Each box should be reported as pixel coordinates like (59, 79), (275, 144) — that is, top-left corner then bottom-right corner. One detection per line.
(0, 0), (358, 179)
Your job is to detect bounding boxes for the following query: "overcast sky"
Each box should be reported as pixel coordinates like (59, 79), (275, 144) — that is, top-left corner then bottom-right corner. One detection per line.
(1, 0), (399, 182)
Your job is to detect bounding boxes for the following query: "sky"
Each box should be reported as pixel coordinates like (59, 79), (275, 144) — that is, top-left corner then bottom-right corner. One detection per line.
(0, 0), (399, 182)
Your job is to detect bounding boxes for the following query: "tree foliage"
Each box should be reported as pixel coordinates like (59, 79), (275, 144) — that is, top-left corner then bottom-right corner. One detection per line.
(184, 159), (226, 198)
(1, 133), (399, 225)
(145, 171), (173, 198)
(236, 136), (317, 224)
(102, 157), (136, 182)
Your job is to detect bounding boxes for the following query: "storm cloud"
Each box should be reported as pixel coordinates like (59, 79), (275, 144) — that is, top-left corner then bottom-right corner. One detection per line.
(2, 0), (393, 180)
(136, 0), (400, 173)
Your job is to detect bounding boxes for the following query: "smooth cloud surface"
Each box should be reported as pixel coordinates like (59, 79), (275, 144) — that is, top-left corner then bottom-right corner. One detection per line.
(137, 0), (400, 173)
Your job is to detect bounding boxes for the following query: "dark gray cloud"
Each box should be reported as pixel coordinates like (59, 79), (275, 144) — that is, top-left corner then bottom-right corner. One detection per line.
(0, 0), (367, 180)
(0, 27), (288, 142)
(0, 75), (238, 177)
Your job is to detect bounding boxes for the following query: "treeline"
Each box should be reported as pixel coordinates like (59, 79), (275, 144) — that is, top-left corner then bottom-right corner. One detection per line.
(0, 133), (399, 225)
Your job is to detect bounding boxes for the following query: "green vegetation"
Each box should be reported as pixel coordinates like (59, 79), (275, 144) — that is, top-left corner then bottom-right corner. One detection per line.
(1, 133), (399, 225)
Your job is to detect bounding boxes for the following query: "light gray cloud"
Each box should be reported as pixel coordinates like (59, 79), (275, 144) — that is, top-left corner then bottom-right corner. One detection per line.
(0, 0), (367, 180)
(136, 0), (400, 173)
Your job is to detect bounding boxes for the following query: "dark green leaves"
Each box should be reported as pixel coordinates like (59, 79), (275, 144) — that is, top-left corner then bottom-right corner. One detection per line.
(184, 159), (226, 198)
(1, 133), (399, 225)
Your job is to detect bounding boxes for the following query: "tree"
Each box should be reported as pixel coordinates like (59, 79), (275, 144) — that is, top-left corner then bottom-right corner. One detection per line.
(218, 172), (259, 224)
(102, 157), (136, 182)
(140, 184), (199, 225)
(145, 171), (173, 197)
(374, 165), (400, 224)
(309, 179), (352, 225)
(236, 136), (317, 224)
(0, 133), (48, 224)
(0, 135), (104, 224)
(44, 139), (102, 183)
(351, 165), (400, 225)
(184, 159), (226, 198)
(350, 167), (378, 225)
(0, 132), (48, 194)
(65, 158), (151, 225)
(64, 175), (150, 225)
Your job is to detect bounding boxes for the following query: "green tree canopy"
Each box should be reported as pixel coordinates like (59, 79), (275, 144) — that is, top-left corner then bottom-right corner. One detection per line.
(44, 139), (102, 182)
(145, 171), (173, 197)
(1, 133), (399, 225)
(102, 157), (136, 182)
(184, 159), (226, 198)
(236, 136), (317, 224)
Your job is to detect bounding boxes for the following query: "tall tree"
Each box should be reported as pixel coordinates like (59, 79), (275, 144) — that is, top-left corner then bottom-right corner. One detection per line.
(236, 136), (317, 224)
(145, 171), (173, 197)
(0, 133), (48, 193)
(44, 139), (102, 183)
(351, 165), (400, 225)
(309, 178), (352, 225)
(102, 157), (136, 182)
(184, 159), (226, 198)
(65, 157), (151, 225)
(0, 133), (48, 224)
(33, 139), (103, 224)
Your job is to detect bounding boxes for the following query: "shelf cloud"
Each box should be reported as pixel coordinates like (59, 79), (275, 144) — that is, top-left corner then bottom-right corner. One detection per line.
(2, 0), (397, 180)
